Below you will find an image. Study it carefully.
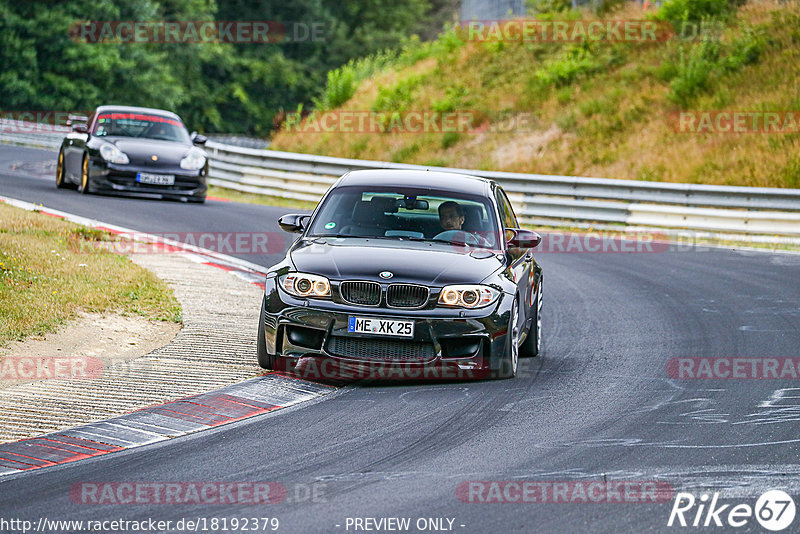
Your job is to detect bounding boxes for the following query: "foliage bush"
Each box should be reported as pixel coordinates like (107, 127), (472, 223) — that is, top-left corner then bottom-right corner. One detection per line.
(533, 43), (618, 88)
(432, 86), (469, 113)
(313, 28), (464, 112)
(668, 40), (717, 106)
(372, 75), (424, 113)
(526, 0), (573, 15)
(656, 0), (733, 22)
(666, 23), (766, 107)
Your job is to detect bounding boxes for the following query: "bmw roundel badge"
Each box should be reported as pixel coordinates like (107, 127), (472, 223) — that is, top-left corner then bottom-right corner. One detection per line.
(379, 271), (393, 279)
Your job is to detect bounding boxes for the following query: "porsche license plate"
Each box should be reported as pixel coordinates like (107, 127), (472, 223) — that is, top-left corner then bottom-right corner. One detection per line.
(348, 316), (414, 337)
(136, 172), (175, 186)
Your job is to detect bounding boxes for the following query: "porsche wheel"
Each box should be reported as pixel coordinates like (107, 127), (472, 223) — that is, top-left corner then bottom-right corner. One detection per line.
(55, 149), (71, 189)
(78, 154), (92, 194)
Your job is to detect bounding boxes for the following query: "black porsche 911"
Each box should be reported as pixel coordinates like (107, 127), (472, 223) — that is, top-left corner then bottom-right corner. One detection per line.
(55, 105), (208, 202)
(258, 169), (543, 380)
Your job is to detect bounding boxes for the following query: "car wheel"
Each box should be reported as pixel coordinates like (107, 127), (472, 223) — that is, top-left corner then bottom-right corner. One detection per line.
(55, 149), (71, 189)
(78, 154), (92, 194)
(521, 276), (542, 358)
(493, 297), (520, 379)
(257, 296), (285, 371)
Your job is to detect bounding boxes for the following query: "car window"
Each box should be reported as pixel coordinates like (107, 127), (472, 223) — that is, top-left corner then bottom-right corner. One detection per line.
(496, 188), (518, 229)
(308, 186), (501, 248)
(93, 112), (191, 143)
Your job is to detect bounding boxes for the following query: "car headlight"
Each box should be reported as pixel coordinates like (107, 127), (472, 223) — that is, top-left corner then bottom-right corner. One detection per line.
(180, 147), (207, 170)
(279, 272), (331, 298)
(99, 143), (129, 164)
(438, 284), (499, 308)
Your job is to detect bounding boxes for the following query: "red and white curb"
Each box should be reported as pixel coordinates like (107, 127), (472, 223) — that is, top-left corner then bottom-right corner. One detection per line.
(0, 373), (333, 477)
(0, 196), (336, 477)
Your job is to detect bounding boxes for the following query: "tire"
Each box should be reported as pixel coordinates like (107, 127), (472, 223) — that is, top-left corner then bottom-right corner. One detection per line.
(78, 154), (92, 194)
(521, 276), (542, 358)
(492, 297), (520, 379)
(257, 296), (285, 371)
(55, 149), (71, 189)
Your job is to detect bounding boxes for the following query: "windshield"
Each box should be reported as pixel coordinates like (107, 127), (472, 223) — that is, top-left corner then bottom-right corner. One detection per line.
(308, 186), (501, 248)
(93, 112), (191, 143)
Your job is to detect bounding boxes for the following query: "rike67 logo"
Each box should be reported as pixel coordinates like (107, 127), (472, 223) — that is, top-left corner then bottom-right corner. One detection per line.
(668, 490), (796, 531)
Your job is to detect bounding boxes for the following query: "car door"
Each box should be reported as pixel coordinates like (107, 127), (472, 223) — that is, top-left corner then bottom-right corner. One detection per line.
(496, 187), (533, 326)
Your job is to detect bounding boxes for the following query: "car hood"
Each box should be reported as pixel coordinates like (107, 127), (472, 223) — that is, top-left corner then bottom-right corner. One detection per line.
(289, 238), (504, 286)
(103, 137), (193, 165)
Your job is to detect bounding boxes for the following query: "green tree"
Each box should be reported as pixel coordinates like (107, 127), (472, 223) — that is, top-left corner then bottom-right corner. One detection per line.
(0, 0), (437, 134)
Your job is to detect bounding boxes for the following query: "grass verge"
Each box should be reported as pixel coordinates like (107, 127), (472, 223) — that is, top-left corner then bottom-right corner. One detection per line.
(270, 1), (800, 189)
(0, 203), (181, 346)
(207, 185), (318, 211)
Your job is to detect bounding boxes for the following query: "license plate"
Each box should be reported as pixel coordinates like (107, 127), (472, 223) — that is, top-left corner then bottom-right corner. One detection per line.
(136, 172), (175, 185)
(348, 316), (414, 337)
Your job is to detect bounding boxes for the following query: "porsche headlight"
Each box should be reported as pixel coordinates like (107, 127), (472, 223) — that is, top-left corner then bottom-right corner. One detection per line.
(438, 284), (499, 309)
(279, 273), (331, 298)
(180, 147), (207, 170)
(99, 143), (129, 164)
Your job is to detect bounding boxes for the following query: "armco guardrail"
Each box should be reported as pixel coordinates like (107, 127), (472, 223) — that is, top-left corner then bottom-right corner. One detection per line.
(3, 126), (799, 238)
(205, 141), (800, 237)
(0, 119), (65, 150)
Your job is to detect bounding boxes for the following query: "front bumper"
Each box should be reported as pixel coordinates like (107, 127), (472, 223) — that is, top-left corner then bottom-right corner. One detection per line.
(261, 276), (512, 380)
(88, 158), (207, 200)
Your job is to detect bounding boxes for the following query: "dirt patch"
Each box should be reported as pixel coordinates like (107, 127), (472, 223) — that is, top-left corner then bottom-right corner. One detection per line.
(0, 313), (179, 388)
(491, 125), (564, 168)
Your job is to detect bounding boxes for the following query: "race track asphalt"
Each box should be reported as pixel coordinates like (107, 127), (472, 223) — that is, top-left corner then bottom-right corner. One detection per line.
(1, 144), (799, 533)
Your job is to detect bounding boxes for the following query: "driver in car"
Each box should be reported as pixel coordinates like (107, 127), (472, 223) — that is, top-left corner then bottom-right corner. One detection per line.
(438, 201), (465, 231)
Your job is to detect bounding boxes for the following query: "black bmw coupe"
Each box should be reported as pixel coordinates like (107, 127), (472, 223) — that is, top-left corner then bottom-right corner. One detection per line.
(258, 170), (543, 380)
(55, 105), (208, 202)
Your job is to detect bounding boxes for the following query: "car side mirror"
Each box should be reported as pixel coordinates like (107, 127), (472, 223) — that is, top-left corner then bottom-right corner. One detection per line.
(72, 123), (88, 134)
(278, 214), (309, 234)
(191, 131), (207, 145)
(506, 228), (541, 249)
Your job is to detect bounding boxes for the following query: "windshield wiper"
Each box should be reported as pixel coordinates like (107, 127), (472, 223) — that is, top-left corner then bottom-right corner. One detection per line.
(391, 236), (437, 242)
(311, 234), (436, 242)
